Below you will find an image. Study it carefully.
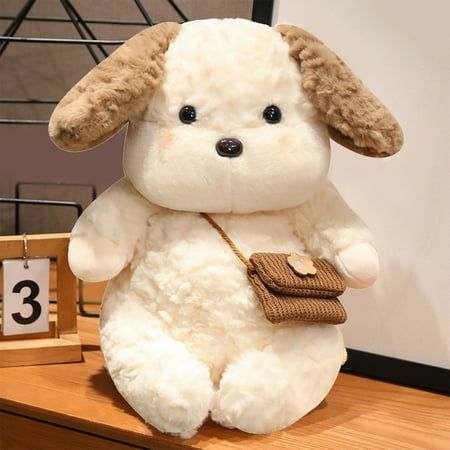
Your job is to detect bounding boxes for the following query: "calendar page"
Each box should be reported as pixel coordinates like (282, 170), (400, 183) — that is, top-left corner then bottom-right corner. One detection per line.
(2, 258), (50, 336)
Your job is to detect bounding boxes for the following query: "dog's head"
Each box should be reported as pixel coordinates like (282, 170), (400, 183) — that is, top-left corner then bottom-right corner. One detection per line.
(50, 19), (402, 213)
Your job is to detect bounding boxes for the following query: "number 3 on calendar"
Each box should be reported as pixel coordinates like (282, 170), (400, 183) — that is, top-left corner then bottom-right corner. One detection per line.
(2, 258), (50, 336)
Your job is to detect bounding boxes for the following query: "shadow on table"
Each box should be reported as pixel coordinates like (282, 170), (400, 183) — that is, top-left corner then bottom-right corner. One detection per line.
(82, 344), (101, 352)
(89, 366), (137, 417)
(88, 365), (391, 445)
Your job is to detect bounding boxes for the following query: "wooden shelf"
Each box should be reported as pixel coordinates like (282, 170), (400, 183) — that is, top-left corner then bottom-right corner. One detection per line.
(0, 315), (448, 449)
(0, 234), (82, 368)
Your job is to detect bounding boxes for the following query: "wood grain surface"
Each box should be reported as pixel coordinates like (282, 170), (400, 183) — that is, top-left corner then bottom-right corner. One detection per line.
(0, 411), (142, 450)
(0, 316), (448, 449)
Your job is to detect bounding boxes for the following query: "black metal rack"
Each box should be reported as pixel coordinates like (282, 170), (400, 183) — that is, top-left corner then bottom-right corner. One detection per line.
(1, 182), (98, 316)
(0, 0), (274, 125)
(0, 196), (101, 317)
(13, 181), (97, 235)
(0, 0), (186, 125)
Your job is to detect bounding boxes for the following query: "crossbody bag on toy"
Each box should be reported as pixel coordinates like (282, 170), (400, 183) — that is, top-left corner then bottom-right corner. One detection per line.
(201, 213), (347, 325)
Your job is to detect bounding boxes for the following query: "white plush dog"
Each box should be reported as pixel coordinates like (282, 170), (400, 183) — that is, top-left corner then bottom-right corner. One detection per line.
(49, 19), (403, 438)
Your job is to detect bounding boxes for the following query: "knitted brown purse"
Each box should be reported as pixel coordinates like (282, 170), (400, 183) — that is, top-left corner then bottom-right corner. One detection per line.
(201, 213), (347, 325)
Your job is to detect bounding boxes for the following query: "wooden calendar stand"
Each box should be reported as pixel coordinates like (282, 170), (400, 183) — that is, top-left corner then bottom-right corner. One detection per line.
(0, 234), (82, 367)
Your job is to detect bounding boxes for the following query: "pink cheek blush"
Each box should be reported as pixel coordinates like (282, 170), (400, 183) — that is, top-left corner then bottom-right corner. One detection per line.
(161, 128), (174, 149)
(275, 129), (293, 149)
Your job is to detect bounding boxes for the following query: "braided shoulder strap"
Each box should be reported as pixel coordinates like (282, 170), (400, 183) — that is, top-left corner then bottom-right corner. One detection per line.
(200, 213), (255, 271)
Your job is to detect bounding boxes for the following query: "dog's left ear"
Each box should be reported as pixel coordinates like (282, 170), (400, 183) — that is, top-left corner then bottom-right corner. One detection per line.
(49, 22), (181, 152)
(276, 24), (403, 157)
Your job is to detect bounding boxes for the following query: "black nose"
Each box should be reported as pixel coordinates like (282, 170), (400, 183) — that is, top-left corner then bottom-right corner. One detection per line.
(216, 138), (243, 158)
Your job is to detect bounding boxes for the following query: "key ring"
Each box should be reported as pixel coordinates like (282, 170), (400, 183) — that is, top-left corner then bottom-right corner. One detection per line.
(22, 233), (29, 269)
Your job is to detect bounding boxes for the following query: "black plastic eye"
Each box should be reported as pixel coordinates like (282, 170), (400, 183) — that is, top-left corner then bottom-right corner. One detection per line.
(263, 105), (282, 124)
(179, 105), (196, 124)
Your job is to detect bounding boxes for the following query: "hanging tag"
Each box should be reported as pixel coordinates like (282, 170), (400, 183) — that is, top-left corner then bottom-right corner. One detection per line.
(2, 258), (50, 336)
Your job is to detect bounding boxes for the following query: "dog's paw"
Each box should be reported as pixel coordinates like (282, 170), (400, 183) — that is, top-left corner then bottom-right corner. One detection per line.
(210, 391), (235, 429)
(210, 407), (235, 429)
(217, 352), (291, 434)
(334, 242), (379, 288)
(169, 429), (198, 439)
(69, 234), (127, 282)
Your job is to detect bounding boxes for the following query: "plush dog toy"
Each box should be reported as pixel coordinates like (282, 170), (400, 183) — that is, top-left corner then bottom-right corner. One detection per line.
(49, 19), (402, 438)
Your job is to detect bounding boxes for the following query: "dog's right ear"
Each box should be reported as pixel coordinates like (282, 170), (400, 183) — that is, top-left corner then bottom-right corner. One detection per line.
(49, 22), (181, 152)
(276, 24), (403, 158)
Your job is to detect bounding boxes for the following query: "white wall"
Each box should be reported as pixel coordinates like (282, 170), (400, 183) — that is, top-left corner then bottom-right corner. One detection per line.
(274, 0), (450, 369)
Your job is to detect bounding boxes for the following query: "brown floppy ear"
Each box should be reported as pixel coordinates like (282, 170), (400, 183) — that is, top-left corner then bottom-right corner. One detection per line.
(49, 22), (181, 152)
(276, 24), (403, 157)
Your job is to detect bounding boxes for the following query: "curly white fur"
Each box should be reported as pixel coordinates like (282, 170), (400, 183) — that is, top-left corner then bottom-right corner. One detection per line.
(71, 177), (374, 436)
(67, 18), (379, 437)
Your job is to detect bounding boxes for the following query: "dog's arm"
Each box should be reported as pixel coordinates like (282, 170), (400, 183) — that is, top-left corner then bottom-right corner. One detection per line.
(293, 180), (379, 288)
(68, 178), (153, 282)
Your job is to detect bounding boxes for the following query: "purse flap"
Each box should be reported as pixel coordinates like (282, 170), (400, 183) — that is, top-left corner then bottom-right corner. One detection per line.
(248, 270), (347, 324)
(249, 253), (346, 297)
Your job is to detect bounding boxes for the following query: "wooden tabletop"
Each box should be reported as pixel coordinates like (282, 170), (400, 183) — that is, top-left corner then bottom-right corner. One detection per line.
(0, 314), (449, 450)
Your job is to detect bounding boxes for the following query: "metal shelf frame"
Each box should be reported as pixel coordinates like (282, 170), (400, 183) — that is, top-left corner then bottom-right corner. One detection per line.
(1, 186), (99, 318)
(0, 0), (189, 124)
(0, 0), (274, 125)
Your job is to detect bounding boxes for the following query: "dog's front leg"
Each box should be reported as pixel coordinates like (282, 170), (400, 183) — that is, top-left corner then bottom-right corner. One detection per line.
(68, 177), (153, 282)
(293, 180), (379, 288)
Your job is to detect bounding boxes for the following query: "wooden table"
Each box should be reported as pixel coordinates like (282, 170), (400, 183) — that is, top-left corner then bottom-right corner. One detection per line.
(0, 315), (449, 450)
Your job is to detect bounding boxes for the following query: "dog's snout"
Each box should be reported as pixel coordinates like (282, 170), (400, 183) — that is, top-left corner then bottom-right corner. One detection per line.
(216, 138), (243, 158)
